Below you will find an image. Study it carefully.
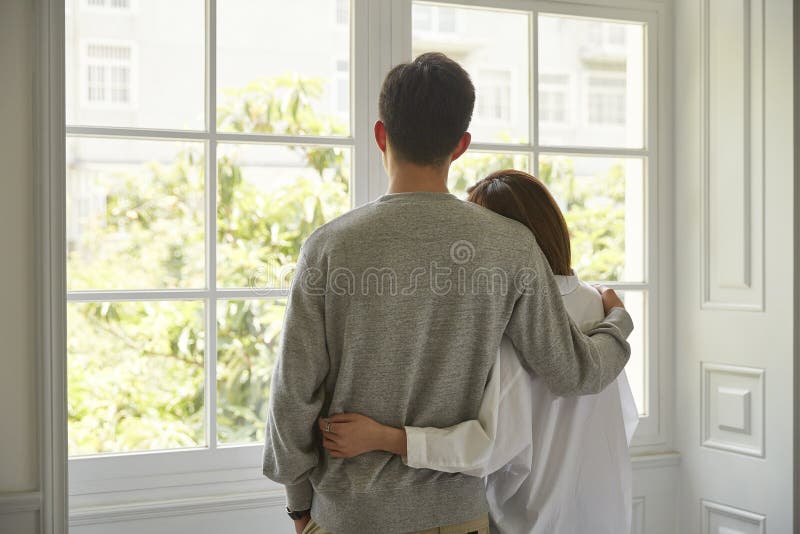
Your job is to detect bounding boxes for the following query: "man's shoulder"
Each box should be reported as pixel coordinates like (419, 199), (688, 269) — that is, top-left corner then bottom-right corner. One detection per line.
(302, 196), (538, 258)
(302, 201), (378, 251)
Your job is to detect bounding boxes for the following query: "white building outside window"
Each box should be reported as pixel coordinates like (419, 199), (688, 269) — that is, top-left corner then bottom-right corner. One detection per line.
(81, 41), (135, 108)
(587, 73), (626, 125)
(539, 73), (570, 124)
(334, 59), (349, 115)
(335, 0), (348, 27)
(476, 69), (512, 123)
(83, 0), (132, 11)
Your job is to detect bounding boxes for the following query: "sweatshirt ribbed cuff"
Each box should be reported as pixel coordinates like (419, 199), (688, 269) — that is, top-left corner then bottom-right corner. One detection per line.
(402, 426), (427, 468)
(284, 480), (313, 511)
(607, 307), (634, 339)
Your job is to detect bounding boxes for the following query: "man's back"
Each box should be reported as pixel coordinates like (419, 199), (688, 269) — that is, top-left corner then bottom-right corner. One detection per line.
(264, 191), (632, 533)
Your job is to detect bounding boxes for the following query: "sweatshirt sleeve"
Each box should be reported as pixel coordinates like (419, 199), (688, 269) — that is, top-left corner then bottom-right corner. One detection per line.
(262, 247), (330, 511)
(505, 244), (634, 396)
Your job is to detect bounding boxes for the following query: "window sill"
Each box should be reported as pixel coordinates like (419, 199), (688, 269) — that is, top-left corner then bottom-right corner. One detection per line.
(68, 448), (681, 526)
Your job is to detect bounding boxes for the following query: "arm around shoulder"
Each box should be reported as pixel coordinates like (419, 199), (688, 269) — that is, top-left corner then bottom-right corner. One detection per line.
(505, 246), (633, 397)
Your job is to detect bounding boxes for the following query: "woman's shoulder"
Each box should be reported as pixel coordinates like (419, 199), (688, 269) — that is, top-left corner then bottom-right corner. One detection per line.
(561, 277), (605, 328)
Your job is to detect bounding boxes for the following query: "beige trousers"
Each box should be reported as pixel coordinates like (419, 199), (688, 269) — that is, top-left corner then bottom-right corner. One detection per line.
(302, 514), (490, 534)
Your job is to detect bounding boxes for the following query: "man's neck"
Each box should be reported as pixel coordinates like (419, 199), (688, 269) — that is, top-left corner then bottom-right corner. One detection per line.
(386, 161), (450, 194)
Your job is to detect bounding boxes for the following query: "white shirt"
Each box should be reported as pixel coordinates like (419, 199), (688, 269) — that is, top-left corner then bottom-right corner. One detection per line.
(404, 275), (639, 534)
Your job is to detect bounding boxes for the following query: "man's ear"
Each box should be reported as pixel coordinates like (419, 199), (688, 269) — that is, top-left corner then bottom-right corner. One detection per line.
(374, 120), (387, 153)
(450, 132), (472, 163)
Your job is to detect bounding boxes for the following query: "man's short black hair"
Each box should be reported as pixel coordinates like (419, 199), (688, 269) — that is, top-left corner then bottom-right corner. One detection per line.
(379, 52), (475, 166)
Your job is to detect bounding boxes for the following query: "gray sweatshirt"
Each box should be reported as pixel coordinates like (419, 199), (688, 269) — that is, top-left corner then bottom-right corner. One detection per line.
(262, 192), (633, 533)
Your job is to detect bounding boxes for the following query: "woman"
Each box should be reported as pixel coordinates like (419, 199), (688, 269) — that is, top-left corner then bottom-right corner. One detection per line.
(318, 170), (639, 534)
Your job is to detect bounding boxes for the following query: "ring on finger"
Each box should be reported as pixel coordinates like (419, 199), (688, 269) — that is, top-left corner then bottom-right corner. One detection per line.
(325, 421), (332, 433)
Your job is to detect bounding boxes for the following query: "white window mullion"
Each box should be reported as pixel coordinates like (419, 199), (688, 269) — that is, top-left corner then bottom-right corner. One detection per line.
(64, 125), (356, 146)
(468, 141), (533, 153)
(66, 290), (211, 302)
(531, 7), (538, 150)
(537, 145), (649, 158)
(206, 0), (218, 451)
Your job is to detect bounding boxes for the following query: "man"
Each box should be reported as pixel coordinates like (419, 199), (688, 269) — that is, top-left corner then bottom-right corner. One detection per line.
(263, 52), (633, 534)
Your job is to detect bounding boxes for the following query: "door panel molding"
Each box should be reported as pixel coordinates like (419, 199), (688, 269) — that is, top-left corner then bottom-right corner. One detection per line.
(700, 0), (765, 311)
(701, 362), (765, 458)
(701, 499), (766, 534)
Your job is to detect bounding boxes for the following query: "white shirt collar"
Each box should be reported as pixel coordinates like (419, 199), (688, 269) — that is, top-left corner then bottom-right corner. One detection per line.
(553, 274), (580, 296)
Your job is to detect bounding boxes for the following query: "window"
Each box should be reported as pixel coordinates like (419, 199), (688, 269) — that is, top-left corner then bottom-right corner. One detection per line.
(334, 59), (349, 115)
(65, 0), (355, 498)
(414, 5), (658, 446)
(587, 74), (627, 125)
(412, 4), (457, 34)
(476, 69), (512, 123)
(436, 6), (456, 32)
(538, 15), (643, 147)
(62, 0), (662, 507)
(539, 73), (570, 123)
(83, 0), (132, 10)
(538, 15), (648, 422)
(335, 0), (348, 26)
(81, 42), (134, 107)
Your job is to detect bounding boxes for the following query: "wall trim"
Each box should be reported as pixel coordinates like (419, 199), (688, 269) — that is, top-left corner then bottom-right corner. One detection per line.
(0, 491), (43, 515)
(69, 490), (285, 527)
(35, 0), (68, 533)
(631, 451), (681, 470)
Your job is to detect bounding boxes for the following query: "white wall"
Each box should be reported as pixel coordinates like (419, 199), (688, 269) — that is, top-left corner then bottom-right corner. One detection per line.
(0, 0), (40, 532)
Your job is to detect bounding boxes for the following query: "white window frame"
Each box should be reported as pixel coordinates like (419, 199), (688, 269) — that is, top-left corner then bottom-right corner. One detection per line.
(61, 0), (384, 515)
(37, 0), (672, 528)
(79, 38), (137, 110)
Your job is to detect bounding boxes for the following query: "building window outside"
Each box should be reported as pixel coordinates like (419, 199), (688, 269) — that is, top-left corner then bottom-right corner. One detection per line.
(477, 69), (511, 122)
(587, 74), (626, 125)
(83, 0), (131, 10)
(539, 73), (569, 123)
(412, 4), (456, 34)
(335, 59), (349, 115)
(82, 42), (133, 107)
(335, 0), (348, 27)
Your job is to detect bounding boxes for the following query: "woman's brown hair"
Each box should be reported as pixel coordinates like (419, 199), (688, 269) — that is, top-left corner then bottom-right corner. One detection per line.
(467, 170), (572, 276)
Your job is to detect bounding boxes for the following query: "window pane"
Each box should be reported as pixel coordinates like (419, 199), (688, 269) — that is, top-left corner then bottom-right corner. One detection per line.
(217, 299), (286, 445)
(65, 0), (205, 129)
(217, 144), (351, 288)
(68, 301), (205, 455)
(217, 0), (350, 135)
(448, 152), (530, 199)
(619, 291), (646, 416)
(539, 155), (644, 282)
(66, 137), (205, 290)
(538, 15), (644, 148)
(413, 3), (529, 144)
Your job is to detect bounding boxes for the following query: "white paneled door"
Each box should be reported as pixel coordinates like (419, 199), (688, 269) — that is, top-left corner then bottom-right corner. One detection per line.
(674, 0), (794, 532)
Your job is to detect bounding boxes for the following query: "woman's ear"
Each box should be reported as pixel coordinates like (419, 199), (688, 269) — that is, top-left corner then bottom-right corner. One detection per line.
(374, 120), (387, 153)
(450, 132), (472, 163)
